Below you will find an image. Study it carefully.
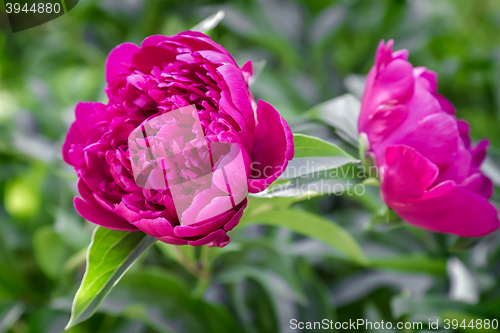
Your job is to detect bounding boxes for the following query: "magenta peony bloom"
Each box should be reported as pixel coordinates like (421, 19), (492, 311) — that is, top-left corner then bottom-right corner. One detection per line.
(359, 40), (499, 237)
(62, 31), (293, 247)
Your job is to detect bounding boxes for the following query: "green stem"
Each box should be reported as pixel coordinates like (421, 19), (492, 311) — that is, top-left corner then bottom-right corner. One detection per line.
(173, 246), (198, 275)
(192, 246), (213, 298)
(173, 246), (213, 298)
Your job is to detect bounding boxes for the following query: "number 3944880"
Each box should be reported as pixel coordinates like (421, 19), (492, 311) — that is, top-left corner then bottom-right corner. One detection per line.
(444, 319), (498, 330)
(5, 2), (61, 14)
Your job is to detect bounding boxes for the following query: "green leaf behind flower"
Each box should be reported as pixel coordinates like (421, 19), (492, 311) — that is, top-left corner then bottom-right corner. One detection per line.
(370, 254), (447, 276)
(293, 133), (356, 160)
(308, 94), (361, 146)
(242, 209), (367, 265)
(191, 10), (225, 33)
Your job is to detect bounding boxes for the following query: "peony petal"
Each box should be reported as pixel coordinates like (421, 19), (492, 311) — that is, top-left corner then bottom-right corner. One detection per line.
(389, 182), (499, 237)
(114, 201), (142, 223)
(457, 119), (471, 149)
(392, 49), (409, 61)
(218, 91), (254, 153)
(179, 187), (225, 226)
(172, 31), (234, 59)
(359, 56), (414, 136)
(62, 123), (86, 166)
(375, 59), (415, 103)
(374, 39), (393, 71)
(132, 217), (177, 238)
(471, 139), (490, 169)
(74, 102), (97, 138)
(381, 145), (439, 201)
(187, 228), (227, 247)
(73, 197), (138, 231)
(77, 178), (100, 207)
(174, 209), (236, 238)
(212, 143), (249, 202)
(414, 67), (438, 93)
(223, 199), (247, 231)
(248, 100), (294, 193)
(157, 236), (188, 246)
(196, 196), (234, 223)
(206, 234), (231, 247)
(360, 103), (408, 145)
(381, 145), (499, 237)
(435, 94), (456, 115)
(141, 35), (169, 47)
(196, 50), (235, 65)
(398, 112), (459, 169)
(362, 40), (498, 238)
(131, 46), (177, 74)
(216, 64), (255, 132)
(105, 43), (140, 83)
(434, 144), (472, 185)
(463, 172), (494, 199)
(371, 86), (444, 163)
(241, 60), (253, 84)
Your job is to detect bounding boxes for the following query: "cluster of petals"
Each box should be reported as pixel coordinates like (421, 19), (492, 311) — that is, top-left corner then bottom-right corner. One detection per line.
(63, 31), (294, 247)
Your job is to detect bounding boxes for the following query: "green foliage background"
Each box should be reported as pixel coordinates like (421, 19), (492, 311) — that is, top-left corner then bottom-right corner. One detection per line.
(1, 0), (500, 332)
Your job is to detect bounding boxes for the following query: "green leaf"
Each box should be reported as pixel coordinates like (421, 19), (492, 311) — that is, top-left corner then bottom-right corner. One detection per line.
(66, 227), (157, 329)
(293, 133), (356, 159)
(308, 94), (360, 146)
(191, 10), (225, 32)
(370, 254), (447, 275)
(242, 209), (367, 265)
(250, 131), (361, 200)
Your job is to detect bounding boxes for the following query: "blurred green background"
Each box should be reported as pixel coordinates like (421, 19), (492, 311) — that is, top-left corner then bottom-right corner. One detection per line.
(1, 0), (500, 332)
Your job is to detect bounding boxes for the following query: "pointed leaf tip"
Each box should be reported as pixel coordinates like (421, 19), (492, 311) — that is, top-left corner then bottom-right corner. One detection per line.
(66, 227), (157, 329)
(191, 10), (225, 32)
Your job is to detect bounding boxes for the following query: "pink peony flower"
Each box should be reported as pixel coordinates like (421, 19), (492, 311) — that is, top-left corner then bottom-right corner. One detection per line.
(359, 40), (499, 237)
(62, 31), (294, 247)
